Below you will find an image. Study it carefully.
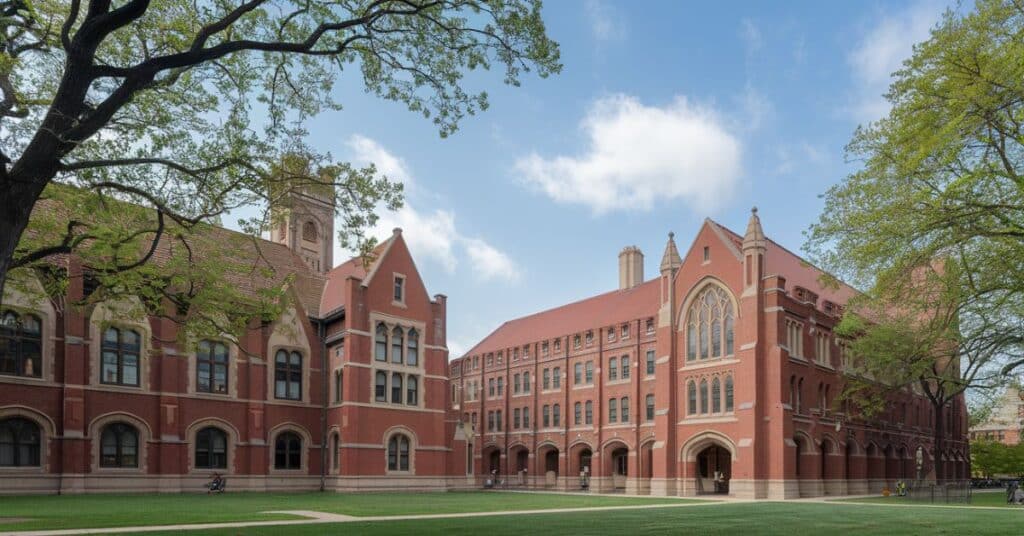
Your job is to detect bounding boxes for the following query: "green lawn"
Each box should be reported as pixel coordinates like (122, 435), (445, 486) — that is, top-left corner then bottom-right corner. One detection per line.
(0, 491), (695, 532)
(120, 501), (1024, 536)
(834, 489), (1019, 508)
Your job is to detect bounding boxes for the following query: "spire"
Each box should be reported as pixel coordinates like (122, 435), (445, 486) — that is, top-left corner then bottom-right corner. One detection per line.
(659, 232), (682, 275)
(743, 206), (766, 250)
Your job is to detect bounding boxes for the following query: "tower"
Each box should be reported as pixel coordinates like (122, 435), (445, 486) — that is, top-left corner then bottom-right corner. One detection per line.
(270, 163), (336, 275)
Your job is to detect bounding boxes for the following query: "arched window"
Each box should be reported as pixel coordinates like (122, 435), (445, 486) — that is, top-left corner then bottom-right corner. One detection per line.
(585, 400), (593, 425)
(0, 310), (42, 378)
(0, 417), (40, 467)
(685, 286), (734, 360)
(406, 375), (418, 405)
(375, 371), (387, 402)
(100, 423), (138, 468)
(608, 398), (618, 423)
(687, 381), (697, 415)
(196, 340), (228, 394)
(699, 379), (709, 414)
(274, 431), (302, 470)
(621, 356), (630, 379)
(195, 427), (227, 469)
(523, 371), (531, 393)
(302, 221), (317, 242)
(553, 404), (561, 427)
(375, 323), (388, 362)
(274, 350), (302, 400)
(725, 375), (734, 412)
(608, 357), (618, 381)
(646, 394), (655, 421)
(391, 327), (404, 364)
(574, 402), (582, 425)
(388, 434), (411, 471)
(797, 378), (804, 414)
(101, 327), (140, 386)
(391, 373), (403, 403)
(406, 328), (419, 366)
(620, 397), (630, 422)
(585, 361), (594, 383)
(712, 377), (721, 413)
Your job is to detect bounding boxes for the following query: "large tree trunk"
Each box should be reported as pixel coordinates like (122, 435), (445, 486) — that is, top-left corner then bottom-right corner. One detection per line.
(0, 174), (48, 307)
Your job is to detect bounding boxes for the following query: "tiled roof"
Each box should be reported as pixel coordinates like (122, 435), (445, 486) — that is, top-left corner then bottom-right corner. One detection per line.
(710, 220), (859, 304)
(318, 237), (393, 316)
(460, 278), (660, 358)
(29, 196), (326, 317)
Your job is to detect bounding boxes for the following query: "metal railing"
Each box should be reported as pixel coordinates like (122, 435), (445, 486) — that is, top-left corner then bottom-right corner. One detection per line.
(904, 480), (972, 503)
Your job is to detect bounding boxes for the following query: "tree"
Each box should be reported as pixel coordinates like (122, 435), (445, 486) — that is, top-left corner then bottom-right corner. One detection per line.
(0, 1), (561, 330)
(806, 0), (1024, 478)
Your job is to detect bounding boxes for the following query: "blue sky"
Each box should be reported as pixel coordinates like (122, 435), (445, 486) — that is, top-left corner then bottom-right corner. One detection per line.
(230, 0), (953, 357)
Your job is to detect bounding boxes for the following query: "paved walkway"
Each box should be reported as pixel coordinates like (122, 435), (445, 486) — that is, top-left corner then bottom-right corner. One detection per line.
(0, 501), (732, 536)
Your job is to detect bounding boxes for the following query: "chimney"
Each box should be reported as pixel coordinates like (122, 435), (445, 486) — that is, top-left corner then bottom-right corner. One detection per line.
(618, 246), (644, 290)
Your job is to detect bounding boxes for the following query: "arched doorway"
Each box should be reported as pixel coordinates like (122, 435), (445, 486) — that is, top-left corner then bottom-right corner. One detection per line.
(820, 437), (834, 495)
(511, 447), (529, 485)
(611, 447), (629, 490)
(539, 446), (559, 487)
(487, 449), (501, 476)
(696, 445), (731, 494)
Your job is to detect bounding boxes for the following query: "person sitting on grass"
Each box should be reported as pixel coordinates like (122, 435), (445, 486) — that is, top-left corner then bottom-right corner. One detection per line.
(1014, 485), (1024, 505)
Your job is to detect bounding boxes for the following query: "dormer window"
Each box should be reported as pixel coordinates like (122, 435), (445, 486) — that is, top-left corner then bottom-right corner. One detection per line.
(621, 324), (629, 339)
(585, 331), (593, 345)
(646, 318), (655, 334)
(393, 275), (405, 303)
(607, 327), (615, 342)
(542, 341), (549, 356)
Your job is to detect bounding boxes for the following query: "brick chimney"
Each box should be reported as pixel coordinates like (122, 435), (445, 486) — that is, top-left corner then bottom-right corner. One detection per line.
(618, 246), (644, 290)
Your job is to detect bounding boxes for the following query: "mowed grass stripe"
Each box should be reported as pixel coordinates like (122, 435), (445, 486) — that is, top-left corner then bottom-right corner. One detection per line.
(0, 491), (697, 531)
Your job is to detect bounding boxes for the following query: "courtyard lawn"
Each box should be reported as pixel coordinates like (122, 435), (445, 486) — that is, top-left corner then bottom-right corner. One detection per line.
(834, 489), (1017, 508)
(124, 501), (1024, 536)
(0, 491), (696, 532)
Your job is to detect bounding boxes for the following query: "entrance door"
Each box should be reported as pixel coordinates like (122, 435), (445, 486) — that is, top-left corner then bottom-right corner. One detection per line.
(544, 450), (559, 486)
(696, 445), (731, 494)
(611, 448), (628, 489)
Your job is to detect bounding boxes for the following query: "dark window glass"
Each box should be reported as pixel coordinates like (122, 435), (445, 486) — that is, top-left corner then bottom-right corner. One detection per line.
(375, 323), (388, 361)
(0, 310), (42, 378)
(274, 432), (302, 469)
(0, 417), (40, 467)
(375, 371), (387, 402)
(195, 427), (227, 469)
(274, 350), (302, 400)
(196, 340), (228, 394)
(407, 375), (418, 405)
(391, 373), (403, 403)
(100, 423), (138, 468)
(407, 329), (419, 366)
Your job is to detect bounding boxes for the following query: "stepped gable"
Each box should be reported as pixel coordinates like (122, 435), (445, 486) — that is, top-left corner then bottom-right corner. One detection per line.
(462, 277), (659, 358)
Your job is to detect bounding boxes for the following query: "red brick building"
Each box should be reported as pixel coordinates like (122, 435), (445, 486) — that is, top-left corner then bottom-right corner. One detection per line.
(449, 210), (970, 498)
(0, 188), (469, 494)
(0, 198), (969, 498)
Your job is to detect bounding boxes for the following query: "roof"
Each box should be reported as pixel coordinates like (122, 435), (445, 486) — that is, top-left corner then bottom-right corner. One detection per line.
(318, 237), (393, 316)
(460, 217), (861, 360)
(461, 278), (660, 358)
(28, 193), (327, 317)
(709, 219), (859, 305)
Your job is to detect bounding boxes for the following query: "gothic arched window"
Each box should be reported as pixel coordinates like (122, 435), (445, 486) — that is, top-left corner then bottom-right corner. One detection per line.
(302, 221), (317, 242)
(685, 286), (734, 361)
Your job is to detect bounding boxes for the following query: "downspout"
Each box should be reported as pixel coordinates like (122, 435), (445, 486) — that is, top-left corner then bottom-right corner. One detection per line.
(319, 318), (327, 492)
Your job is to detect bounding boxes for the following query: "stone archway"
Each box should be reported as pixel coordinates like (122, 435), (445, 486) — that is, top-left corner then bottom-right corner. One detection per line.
(610, 447), (629, 490)
(509, 445), (530, 486)
(537, 444), (559, 487)
(679, 431), (739, 497)
(695, 444), (731, 494)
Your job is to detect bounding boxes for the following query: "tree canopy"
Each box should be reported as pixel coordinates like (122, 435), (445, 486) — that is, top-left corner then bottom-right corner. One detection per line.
(806, 0), (1024, 477)
(0, 1), (560, 338)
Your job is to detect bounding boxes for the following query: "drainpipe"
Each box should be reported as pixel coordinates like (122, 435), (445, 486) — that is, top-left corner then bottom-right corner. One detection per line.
(319, 318), (327, 492)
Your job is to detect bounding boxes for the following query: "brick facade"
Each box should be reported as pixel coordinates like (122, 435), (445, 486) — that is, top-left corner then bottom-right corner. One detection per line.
(449, 210), (970, 499)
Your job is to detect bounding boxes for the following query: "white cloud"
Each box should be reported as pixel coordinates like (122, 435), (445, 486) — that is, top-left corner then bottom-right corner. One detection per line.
(847, 2), (942, 122)
(344, 136), (519, 282)
(774, 141), (829, 176)
(462, 237), (520, 282)
(515, 94), (742, 214)
(584, 0), (626, 42)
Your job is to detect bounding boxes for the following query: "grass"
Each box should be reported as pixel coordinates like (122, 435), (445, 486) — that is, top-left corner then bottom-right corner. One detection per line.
(834, 489), (1020, 508)
(118, 501), (1024, 536)
(0, 491), (695, 531)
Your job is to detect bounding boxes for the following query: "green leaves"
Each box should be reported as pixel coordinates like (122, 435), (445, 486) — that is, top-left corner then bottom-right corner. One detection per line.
(1, 1), (561, 340)
(806, 0), (1024, 406)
